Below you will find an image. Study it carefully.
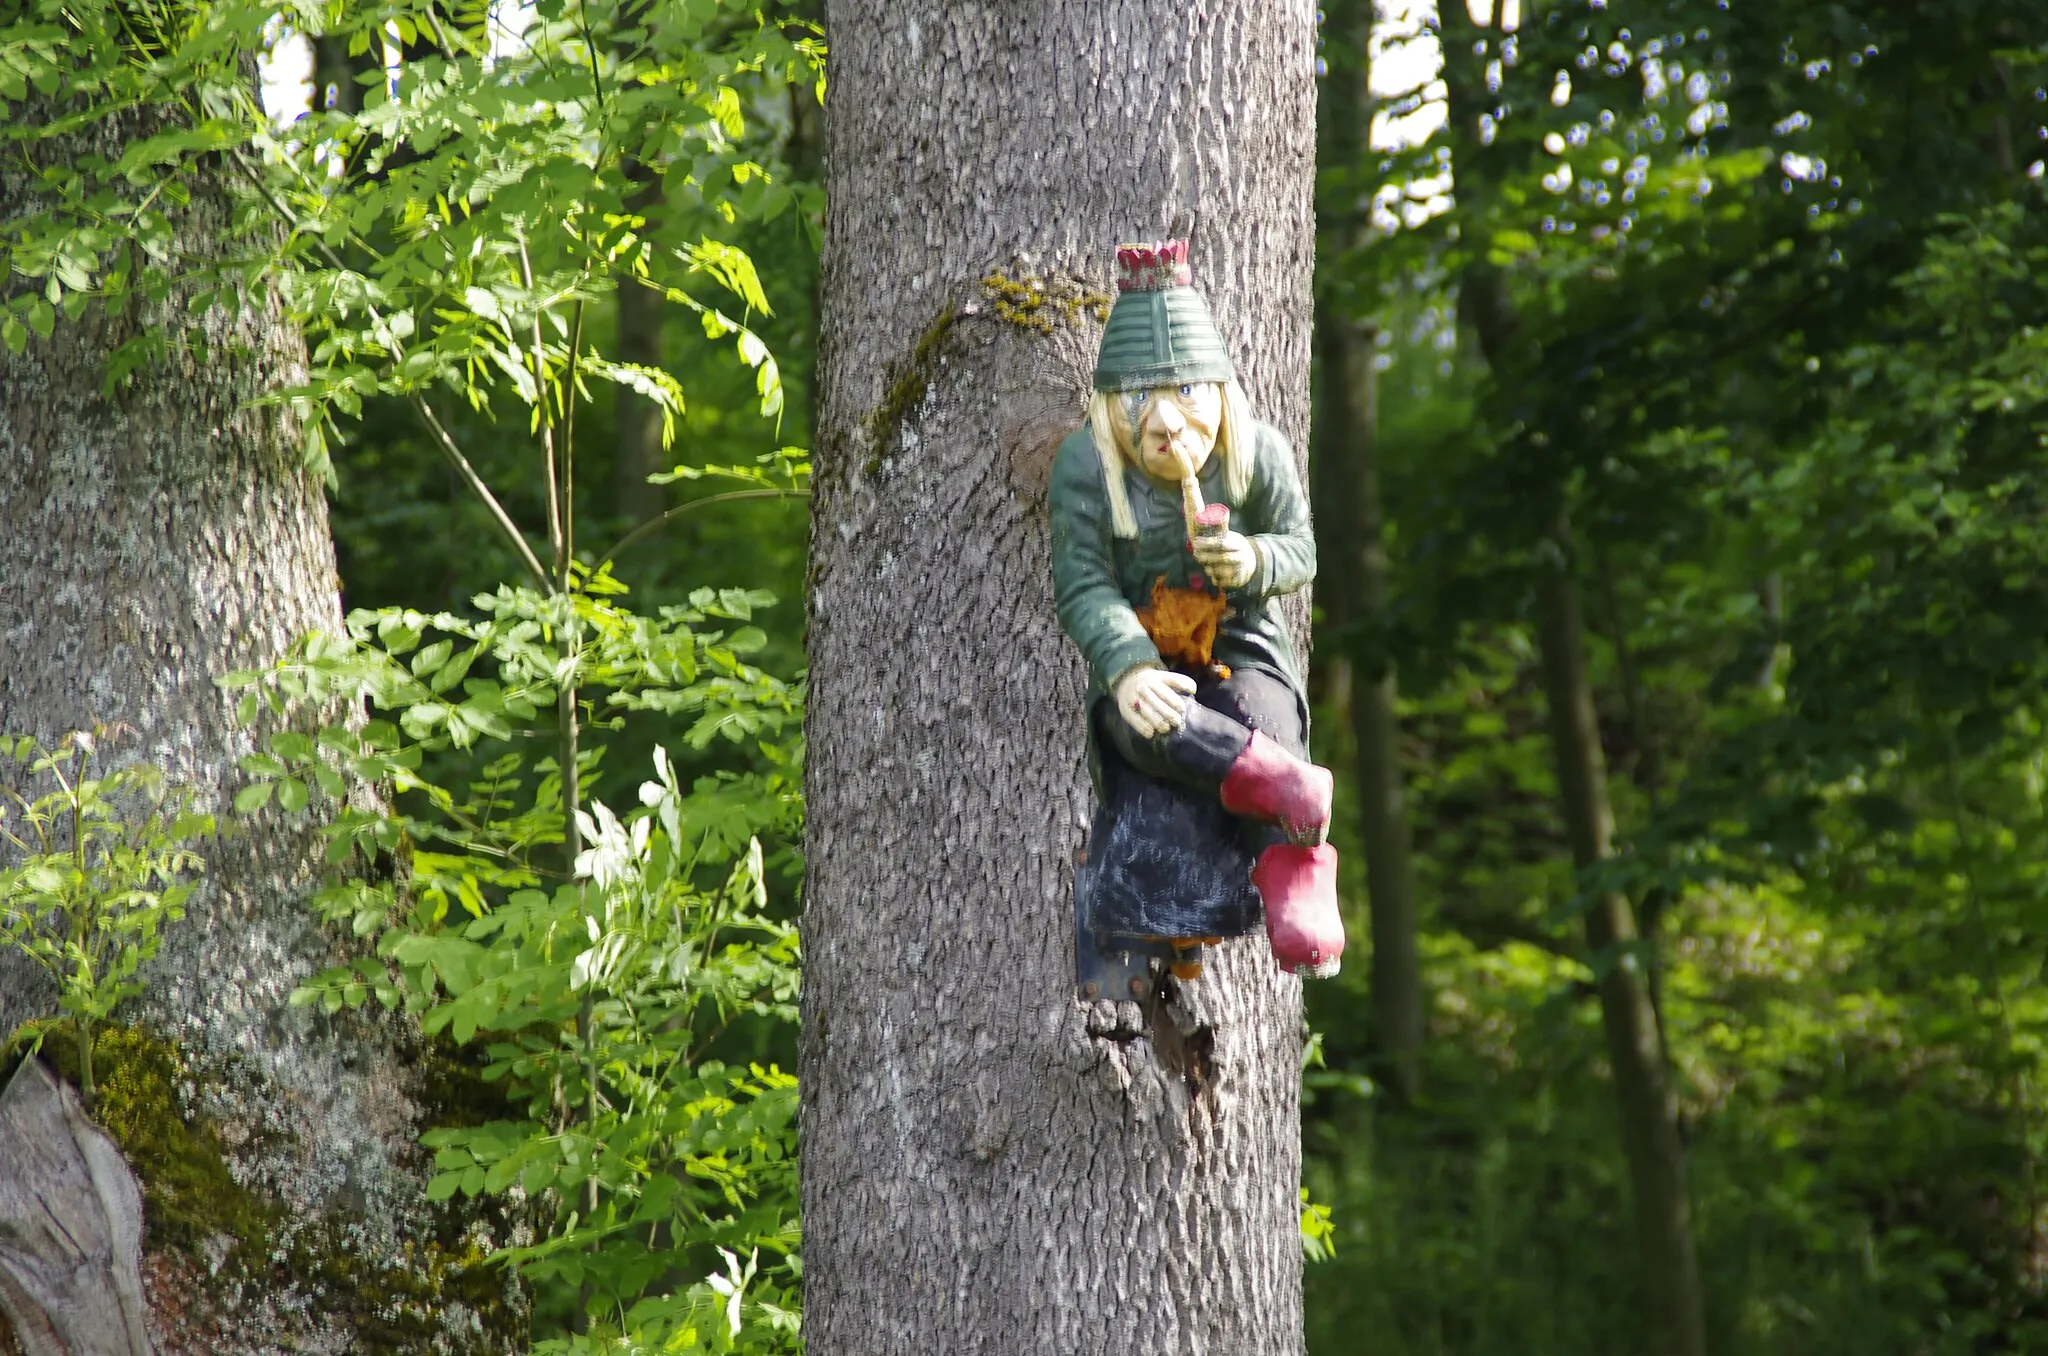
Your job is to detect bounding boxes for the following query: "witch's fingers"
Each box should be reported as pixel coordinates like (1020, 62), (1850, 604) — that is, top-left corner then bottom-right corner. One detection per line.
(1141, 689), (1187, 730)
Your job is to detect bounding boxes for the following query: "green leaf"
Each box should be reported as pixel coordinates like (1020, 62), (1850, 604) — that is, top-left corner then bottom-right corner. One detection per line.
(233, 781), (274, 813)
(411, 639), (454, 678)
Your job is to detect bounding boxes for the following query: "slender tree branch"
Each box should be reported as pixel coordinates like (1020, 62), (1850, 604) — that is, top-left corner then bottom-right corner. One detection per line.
(411, 393), (552, 590)
(227, 151), (550, 591)
(593, 488), (809, 571)
(519, 238), (566, 575)
(564, 300), (584, 578)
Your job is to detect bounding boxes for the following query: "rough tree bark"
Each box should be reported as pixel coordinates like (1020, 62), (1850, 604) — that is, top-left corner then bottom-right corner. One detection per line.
(0, 145), (498, 1352)
(1535, 513), (1707, 1356)
(803, 4), (1318, 1353)
(1313, 0), (1424, 1103)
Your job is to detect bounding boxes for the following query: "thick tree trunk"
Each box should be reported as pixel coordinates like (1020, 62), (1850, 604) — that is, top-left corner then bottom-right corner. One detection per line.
(1314, 311), (1424, 1104)
(0, 155), (491, 1352)
(1534, 512), (1706, 1356)
(804, 4), (1317, 1353)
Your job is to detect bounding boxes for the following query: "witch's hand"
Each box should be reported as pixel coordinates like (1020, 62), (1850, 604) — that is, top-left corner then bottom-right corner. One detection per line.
(1193, 532), (1258, 589)
(1114, 665), (1198, 739)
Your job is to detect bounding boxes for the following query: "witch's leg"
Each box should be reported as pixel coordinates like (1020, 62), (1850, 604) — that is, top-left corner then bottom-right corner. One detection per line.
(1097, 669), (1344, 976)
(1099, 668), (1332, 843)
(1094, 674), (1254, 790)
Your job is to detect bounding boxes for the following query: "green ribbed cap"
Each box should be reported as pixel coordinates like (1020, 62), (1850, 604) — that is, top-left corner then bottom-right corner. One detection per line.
(1092, 240), (1235, 393)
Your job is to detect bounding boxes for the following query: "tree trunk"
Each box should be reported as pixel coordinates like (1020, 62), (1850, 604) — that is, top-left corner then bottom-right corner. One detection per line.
(613, 137), (668, 524)
(1314, 0), (1424, 1103)
(0, 146), (495, 1352)
(804, 4), (1317, 1353)
(1314, 311), (1424, 1104)
(312, 35), (367, 116)
(1534, 511), (1707, 1356)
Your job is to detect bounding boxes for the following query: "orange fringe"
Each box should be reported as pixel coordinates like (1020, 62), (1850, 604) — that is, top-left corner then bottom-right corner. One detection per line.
(1134, 575), (1230, 671)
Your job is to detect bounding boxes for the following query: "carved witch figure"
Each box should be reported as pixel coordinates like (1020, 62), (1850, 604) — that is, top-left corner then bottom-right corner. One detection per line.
(1053, 240), (1346, 991)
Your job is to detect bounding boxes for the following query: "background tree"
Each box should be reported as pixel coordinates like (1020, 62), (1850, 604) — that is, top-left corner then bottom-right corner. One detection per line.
(801, 3), (1320, 1352)
(0, 0), (820, 1346)
(1314, 0), (1427, 1106)
(0, 79), (470, 1354)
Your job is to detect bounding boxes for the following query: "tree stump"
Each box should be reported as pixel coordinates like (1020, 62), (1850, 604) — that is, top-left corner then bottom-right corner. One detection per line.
(0, 1059), (153, 1356)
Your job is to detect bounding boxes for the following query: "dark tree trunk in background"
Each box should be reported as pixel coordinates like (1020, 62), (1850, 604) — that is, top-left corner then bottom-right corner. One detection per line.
(614, 174), (669, 527)
(804, 3), (1318, 1352)
(312, 35), (367, 116)
(1535, 513), (1707, 1356)
(1314, 0), (1424, 1103)
(1463, 250), (1704, 1354)
(1314, 312), (1424, 1103)
(614, 0), (673, 528)
(0, 148), (476, 1353)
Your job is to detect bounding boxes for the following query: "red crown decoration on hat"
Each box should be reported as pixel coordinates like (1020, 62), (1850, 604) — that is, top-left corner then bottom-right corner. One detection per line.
(1115, 239), (1193, 292)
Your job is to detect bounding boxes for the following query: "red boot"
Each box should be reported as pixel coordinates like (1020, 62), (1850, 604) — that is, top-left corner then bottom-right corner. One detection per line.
(1252, 844), (1345, 979)
(1219, 731), (1333, 845)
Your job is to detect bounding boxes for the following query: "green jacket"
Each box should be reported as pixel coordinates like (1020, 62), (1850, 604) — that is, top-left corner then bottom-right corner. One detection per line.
(1049, 419), (1315, 703)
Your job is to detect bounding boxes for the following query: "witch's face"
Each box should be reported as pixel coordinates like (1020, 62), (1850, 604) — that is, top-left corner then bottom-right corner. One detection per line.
(1117, 382), (1225, 482)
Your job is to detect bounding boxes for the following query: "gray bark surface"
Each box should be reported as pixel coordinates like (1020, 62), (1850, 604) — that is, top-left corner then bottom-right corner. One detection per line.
(804, 4), (1317, 1353)
(0, 1059), (152, 1356)
(1536, 515), (1707, 1356)
(0, 160), (468, 1352)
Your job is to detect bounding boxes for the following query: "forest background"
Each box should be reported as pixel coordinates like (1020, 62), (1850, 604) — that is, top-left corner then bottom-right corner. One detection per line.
(4, 0), (2048, 1351)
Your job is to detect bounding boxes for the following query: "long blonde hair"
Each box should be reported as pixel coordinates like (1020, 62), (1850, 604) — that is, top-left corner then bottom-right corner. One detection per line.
(1085, 379), (1254, 539)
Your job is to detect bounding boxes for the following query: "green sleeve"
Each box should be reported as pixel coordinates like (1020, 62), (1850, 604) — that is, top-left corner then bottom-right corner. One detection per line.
(1049, 430), (1160, 692)
(1234, 423), (1316, 600)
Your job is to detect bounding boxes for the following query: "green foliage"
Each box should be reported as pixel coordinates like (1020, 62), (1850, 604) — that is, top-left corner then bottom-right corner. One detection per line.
(9, 0), (815, 1344)
(1310, 0), (2048, 1351)
(0, 731), (214, 1106)
(248, 0), (818, 481)
(0, 0), (821, 466)
(226, 576), (803, 1349)
(1299, 1187), (1339, 1265)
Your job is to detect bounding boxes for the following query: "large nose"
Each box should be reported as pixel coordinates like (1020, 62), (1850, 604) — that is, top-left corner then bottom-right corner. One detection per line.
(1150, 398), (1188, 439)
